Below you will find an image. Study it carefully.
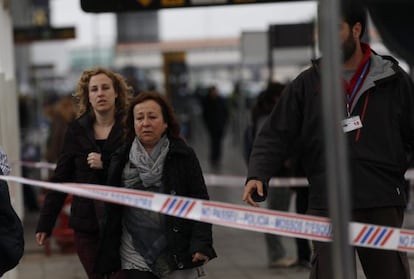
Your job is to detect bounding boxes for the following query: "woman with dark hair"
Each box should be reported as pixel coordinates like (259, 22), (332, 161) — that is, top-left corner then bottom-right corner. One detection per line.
(95, 91), (216, 279)
(36, 67), (131, 279)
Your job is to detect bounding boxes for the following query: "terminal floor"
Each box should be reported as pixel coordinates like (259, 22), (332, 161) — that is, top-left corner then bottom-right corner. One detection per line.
(15, 124), (414, 278)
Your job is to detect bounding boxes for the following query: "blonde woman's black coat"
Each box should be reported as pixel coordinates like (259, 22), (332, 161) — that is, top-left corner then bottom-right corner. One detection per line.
(36, 113), (124, 235)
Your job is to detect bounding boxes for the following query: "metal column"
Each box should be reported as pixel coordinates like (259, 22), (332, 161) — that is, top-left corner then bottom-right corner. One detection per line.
(319, 0), (355, 278)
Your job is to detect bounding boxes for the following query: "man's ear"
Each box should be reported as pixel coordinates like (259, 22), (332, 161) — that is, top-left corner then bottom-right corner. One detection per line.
(353, 22), (362, 39)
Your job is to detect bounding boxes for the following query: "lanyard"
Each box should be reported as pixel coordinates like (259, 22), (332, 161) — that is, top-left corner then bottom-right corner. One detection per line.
(345, 59), (370, 117)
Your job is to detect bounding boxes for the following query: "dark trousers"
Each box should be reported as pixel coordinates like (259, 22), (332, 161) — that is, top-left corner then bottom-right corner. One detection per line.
(74, 231), (103, 279)
(124, 269), (159, 279)
(265, 187), (291, 261)
(295, 187), (311, 262)
(308, 207), (410, 279)
(74, 232), (126, 279)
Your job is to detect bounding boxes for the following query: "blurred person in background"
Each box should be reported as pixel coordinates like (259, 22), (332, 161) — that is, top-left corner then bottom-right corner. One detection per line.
(44, 95), (77, 165)
(35, 67), (130, 279)
(95, 92), (216, 279)
(243, 2), (414, 278)
(202, 85), (229, 170)
(245, 82), (311, 268)
(229, 81), (242, 144)
(19, 94), (60, 212)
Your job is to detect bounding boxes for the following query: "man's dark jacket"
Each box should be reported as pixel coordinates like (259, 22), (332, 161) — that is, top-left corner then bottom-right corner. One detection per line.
(95, 137), (217, 274)
(248, 53), (414, 210)
(36, 113), (124, 235)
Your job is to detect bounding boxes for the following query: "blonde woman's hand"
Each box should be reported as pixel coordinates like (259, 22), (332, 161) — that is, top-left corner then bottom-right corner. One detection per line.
(35, 232), (48, 246)
(87, 152), (103, 169)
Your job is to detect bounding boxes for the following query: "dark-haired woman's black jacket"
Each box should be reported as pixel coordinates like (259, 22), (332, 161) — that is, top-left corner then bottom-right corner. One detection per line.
(0, 170), (24, 276)
(95, 137), (217, 274)
(36, 113), (124, 235)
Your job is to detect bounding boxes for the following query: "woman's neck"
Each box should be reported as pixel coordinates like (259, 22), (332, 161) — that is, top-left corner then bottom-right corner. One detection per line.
(93, 111), (116, 139)
(94, 111), (115, 127)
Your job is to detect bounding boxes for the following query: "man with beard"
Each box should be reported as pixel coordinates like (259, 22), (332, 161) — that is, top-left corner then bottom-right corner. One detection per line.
(243, 2), (413, 279)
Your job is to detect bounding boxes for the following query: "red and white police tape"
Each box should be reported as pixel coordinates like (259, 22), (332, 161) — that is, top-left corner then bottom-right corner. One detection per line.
(2, 174), (414, 253)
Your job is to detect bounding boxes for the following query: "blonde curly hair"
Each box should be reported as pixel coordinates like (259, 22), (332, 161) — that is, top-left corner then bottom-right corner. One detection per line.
(73, 67), (131, 118)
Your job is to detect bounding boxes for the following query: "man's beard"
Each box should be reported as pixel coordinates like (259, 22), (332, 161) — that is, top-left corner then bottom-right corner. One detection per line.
(342, 33), (357, 62)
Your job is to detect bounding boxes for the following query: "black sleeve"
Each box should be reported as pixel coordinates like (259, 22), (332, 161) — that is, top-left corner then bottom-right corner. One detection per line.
(36, 126), (77, 235)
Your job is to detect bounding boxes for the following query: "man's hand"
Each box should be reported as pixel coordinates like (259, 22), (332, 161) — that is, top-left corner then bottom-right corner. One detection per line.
(242, 179), (263, 207)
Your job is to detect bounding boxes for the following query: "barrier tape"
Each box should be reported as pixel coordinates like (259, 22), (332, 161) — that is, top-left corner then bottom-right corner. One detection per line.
(2, 174), (414, 253)
(205, 174), (309, 187)
(13, 161), (309, 187)
(17, 161), (56, 170)
(13, 161), (414, 188)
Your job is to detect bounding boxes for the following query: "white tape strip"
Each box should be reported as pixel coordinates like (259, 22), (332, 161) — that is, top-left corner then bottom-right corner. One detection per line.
(1, 174), (414, 253)
(204, 174), (309, 187)
(14, 161), (57, 170)
(13, 161), (309, 187)
(14, 161), (414, 188)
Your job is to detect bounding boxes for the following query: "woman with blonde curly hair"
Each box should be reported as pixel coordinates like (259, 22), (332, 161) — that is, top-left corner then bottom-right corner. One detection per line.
(36, 67), (131, 279)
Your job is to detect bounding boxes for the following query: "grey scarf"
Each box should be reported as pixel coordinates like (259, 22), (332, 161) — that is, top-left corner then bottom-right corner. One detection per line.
(128, 135), (170, 188)
(122, 135), (172, 277)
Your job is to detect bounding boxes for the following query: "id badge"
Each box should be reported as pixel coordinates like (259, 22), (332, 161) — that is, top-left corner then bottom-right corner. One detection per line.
(341, 115), (362, 133)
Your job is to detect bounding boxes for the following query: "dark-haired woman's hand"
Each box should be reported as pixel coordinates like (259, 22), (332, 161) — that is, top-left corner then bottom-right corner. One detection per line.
(192, 252), (209, 263)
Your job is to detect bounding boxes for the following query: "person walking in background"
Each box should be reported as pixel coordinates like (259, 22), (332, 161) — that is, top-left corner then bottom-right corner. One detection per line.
(229, 81), (243, 145)
(202, 85), (229, 170)
(243, 2), (414, 278)
(44, 95), (77, 165)
(245, 82), (311, 268)
(35, 67), (130, 279)
(95, 92), (216, 279)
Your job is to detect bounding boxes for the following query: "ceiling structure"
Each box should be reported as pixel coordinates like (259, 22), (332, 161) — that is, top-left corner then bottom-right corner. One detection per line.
(80, 0), (414, 66)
